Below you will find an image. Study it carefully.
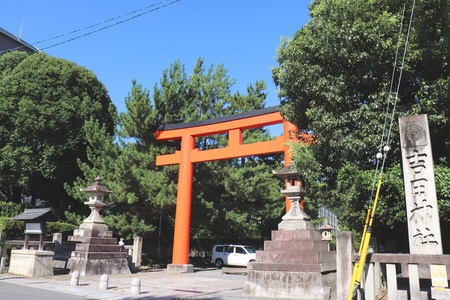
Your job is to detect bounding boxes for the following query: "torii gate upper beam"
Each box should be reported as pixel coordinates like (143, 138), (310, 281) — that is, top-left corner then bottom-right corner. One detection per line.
(156, 107), (287, 165)
(155, 106), (297, 267)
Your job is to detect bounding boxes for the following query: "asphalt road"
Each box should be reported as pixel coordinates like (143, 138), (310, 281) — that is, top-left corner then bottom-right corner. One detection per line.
(0, 281), (93, 300)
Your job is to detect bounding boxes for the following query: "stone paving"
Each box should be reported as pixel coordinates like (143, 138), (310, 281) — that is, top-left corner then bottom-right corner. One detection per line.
(0, 267), (258, 300)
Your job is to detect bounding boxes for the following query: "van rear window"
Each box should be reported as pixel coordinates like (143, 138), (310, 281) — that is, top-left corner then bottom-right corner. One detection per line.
(215, 246), (224, 252)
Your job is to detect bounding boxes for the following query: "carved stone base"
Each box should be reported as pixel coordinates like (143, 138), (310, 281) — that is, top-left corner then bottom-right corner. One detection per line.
(167, 264), (194, 273)
(9, 249), (54, 277)
(67, 253), (130, 276)
(278, 219), (314, 230)
(67, 228), (130, 276)
(243, 227), (336, 299)
(244, 270), (335, 300)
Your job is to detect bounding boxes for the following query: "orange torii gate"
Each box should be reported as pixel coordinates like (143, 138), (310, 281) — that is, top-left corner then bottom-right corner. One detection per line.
(155, 106), (298, 267)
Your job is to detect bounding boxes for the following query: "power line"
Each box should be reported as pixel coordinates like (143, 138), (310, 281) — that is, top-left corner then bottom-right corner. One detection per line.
(36, 0), (177, 47)
(368, 2), (407, 203)
(347, 1), (417, 299)
(41, 0), (181, 51)
(0, 0), (181, 54)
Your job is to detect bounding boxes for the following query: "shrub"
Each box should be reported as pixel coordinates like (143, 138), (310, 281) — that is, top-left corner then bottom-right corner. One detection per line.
(45, 222), (77, 239)
(0, 217), (76, 240)
(0, 217), (24, 239)
(0, 202), (23, 218)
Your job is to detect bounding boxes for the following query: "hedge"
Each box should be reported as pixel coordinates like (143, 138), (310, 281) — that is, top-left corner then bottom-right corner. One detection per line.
(0, 217), (76, 240)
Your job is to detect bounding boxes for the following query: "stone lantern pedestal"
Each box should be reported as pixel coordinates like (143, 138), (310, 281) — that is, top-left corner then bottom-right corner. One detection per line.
(243, 167), (336, 299)
(67, 177), (130, 276)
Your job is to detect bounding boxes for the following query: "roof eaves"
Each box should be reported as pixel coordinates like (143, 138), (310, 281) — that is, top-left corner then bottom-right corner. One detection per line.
(0, 27), (40, 53)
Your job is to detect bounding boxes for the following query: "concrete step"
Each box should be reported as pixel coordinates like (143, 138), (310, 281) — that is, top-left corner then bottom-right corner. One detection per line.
(74, 244), (123, 252)
(271, 229), (322, 242)
(68, 236), (118, 245)
(69, 251), (128, 259)
(221, 267), (248, 275)
(264, 240), (329, 251)
(255, 250), (336, 264)
(247, 261), (336, 273)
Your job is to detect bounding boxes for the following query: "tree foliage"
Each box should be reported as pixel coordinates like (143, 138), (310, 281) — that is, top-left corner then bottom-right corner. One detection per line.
(273, 0), (450, 250)
(0, 201), (22, 218)
(68, 58), (285, 253)
(0, 51), (116, 216)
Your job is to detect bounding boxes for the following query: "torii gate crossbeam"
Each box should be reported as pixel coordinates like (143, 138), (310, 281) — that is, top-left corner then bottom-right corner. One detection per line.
(155, 106), (298, 267)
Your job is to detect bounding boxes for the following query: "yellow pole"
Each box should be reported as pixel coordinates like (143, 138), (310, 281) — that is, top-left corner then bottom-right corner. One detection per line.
(347, 208), (371, 299)
(347, 176), (383, 299)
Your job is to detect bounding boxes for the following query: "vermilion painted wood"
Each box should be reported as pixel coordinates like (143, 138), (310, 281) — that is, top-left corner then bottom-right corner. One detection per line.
(155, 110), (284, 140)
(170, 135), (195, 265)
(155, 109), (299, 265)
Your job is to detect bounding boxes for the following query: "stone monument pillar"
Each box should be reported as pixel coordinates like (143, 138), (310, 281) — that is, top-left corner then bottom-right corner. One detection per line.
(399, 114), (442, 254)
(243, 167), (336, 299)
(67, 176), (130, 276)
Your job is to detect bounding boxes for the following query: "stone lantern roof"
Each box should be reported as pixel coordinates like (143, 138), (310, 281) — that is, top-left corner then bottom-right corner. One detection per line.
(80, 176), (112, 194)
(318, 219), (334, 231)
(273, 166), (307, 199)
(272, 166), (299, 181)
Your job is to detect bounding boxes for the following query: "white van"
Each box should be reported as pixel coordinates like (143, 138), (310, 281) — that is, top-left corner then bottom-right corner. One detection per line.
(211, 244), (256, 268)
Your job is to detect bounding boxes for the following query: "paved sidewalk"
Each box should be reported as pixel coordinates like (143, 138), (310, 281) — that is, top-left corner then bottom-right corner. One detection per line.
(0, 268), (255, 300)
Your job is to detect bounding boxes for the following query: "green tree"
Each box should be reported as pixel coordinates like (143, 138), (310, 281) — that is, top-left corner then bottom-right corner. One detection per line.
(70, 58), (285, 255)
(273, 0), (450, 250)
(153, 58), (284, 245)
(0, 51), (116, 217)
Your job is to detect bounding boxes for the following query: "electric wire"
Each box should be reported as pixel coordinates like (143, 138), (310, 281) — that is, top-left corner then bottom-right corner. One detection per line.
(369, 2), (405, 201)
(35, 0), (175, 47)
(379, 0), (416, 179)
(369, 0), (414, 201)
(0, 0), (180, 54)
(348, 1), (417, 298)
(385, 0), (416, 150)
(377, 3), (406, 157)
(41, 0), (181, 51)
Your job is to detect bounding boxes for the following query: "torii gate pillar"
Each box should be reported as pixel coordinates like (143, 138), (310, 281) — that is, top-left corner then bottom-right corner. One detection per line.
(155, 107), (300, 272)
(172, 135), (195, 266)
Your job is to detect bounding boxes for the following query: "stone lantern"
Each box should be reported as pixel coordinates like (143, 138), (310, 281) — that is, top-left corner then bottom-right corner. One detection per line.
(272, 166), (312, 230)
(78, 176), (112, 234)
(244, 166), (337, 299)
(82, 175), (111, 202)
(67, 176), (130, 276)
(318, 219), (334, 251)
(318, 219), (334, 241)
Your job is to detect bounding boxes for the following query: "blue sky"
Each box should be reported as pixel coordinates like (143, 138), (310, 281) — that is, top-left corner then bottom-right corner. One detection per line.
(2, 1), (311, 118)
